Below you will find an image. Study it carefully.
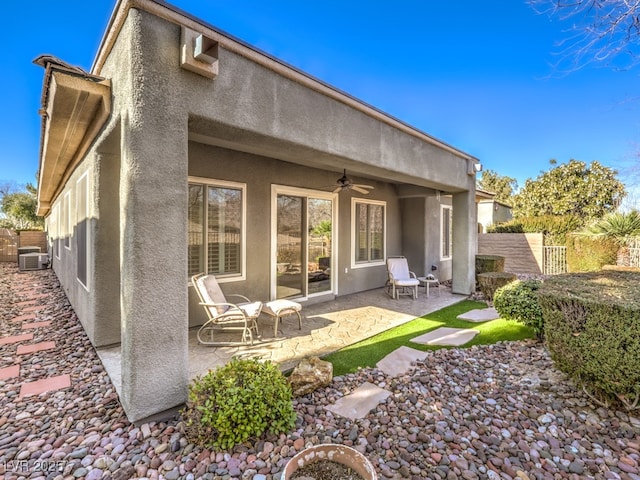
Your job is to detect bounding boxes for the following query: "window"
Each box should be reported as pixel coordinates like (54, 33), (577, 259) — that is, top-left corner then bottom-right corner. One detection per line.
(63, 191), (71, 250)
(50, 204), (59, 259)
(76, 172), (89, 289)
(441, 205), (452, 259)
(188, 178), (245, 280)
(352, 199), (385, 266)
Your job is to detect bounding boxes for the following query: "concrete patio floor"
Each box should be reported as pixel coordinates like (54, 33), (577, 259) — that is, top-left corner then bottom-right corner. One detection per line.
(98, 286), (467, 395)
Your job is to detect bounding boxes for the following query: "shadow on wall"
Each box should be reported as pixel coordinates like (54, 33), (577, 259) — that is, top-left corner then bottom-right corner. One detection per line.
(477, 233), (543, 275)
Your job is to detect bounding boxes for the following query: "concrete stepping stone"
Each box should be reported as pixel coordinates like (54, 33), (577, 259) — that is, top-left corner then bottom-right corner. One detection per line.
(0, 333), (34, 346)
(325, 382), (391, 420)
(21, 321), (52, 330)
(17, 341), (56, 355)
(16, 299), (39, 307)
(376, 346), (427, 377)
(22, 304), (46, 313)
(457, 307), (500, 323)
(411, 327), (479, 346)
(19, 374), (71, 399)
(11, 313), (37, 323)
(0, 365), (20, 381)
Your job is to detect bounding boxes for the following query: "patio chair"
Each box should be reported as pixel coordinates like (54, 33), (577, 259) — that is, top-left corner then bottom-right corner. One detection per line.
(191, 273), (263, 346)
(386, 256), (420, 300)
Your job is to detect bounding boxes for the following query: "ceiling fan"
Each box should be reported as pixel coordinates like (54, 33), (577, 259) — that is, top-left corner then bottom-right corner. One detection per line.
(333, 169), (374, 195)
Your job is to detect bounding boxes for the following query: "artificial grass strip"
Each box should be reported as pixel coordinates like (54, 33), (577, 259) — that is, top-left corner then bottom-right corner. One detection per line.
(323, 300), (535, 376)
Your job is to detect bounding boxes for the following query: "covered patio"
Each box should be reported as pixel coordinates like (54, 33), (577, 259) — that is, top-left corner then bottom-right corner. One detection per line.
(98, 286), (467, 394)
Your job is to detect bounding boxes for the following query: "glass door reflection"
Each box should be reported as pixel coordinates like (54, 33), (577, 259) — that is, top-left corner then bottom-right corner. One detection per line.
(276, 195), (303, 298)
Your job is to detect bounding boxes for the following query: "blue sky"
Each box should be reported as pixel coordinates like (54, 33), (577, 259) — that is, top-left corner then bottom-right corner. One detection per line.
(1, 0), (638, 193)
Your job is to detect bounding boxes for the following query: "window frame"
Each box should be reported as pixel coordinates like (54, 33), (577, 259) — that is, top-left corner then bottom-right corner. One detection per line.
(188, 176), (247, 283)
(440, 204), (453, 260)
(351, 198), (386, 269)
(76, 171), (90, 291)
(50, 203), (60, 260)
(63, 191), (71, 251)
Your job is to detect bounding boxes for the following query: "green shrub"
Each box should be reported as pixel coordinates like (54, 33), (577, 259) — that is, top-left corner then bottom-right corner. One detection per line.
(475, 255), (505, 277)
(488, 215), (581, 245)
(566, 234), (618, 272)
(539, 271), (640, 411)
(477, 272), (516, 302)
(493, 279), (544, 339)
(181, 358), (296, 450)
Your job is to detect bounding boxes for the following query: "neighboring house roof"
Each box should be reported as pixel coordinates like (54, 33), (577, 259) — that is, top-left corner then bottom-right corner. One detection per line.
(475, 188), (513, 208)
(475, 188), (496, 201)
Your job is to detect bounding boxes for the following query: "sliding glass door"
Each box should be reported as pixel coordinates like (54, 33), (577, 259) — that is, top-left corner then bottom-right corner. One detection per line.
(273, 187), (336, 300)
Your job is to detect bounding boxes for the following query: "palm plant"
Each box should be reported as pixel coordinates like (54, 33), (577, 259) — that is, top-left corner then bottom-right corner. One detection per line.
(581, 210), (640, 266)
(583, 210), (640, 245)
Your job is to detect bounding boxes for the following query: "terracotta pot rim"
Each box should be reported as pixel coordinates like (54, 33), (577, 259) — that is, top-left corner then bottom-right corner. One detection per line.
(282, 443), (377, 480)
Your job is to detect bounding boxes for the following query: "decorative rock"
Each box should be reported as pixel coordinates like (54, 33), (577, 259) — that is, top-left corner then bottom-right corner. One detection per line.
(288, 356), (333, 397)
(2, 265), (640, 480)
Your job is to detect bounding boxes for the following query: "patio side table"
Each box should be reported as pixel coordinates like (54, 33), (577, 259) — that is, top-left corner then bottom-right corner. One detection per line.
(417, 276), (441, 297)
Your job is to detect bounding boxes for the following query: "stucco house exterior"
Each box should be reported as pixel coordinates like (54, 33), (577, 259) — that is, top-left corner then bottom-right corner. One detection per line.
(36, 0), (480, 422)
(476, 189), (513, 233)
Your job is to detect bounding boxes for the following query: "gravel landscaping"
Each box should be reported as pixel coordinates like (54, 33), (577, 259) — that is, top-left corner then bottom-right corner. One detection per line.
(1, 264), (639, 480)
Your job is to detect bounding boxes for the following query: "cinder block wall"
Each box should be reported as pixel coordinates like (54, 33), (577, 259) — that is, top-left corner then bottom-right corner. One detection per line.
(477, 233), (543, 275)
(18, 231), (47, 253)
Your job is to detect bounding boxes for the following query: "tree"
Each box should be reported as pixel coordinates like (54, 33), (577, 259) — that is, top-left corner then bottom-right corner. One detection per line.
(530, 0), (640, 70)
(477, 169), (518, 205)
(512, 159), (626, 221)
(0, 183), (44, 230)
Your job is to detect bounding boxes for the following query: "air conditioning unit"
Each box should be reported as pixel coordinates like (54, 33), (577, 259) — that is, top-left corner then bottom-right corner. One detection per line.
(19, 253), (50, 271)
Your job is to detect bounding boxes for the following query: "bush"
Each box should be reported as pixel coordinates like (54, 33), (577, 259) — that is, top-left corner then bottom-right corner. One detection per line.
(181, 358), (296, 449)
(475, 255), (505, 277)
(477, 272), (516, 302)
(538, 271), (640, 411)
(493, 280), (544, 339)
(566, 234), (618, 272)
(488, 215), (581, 245)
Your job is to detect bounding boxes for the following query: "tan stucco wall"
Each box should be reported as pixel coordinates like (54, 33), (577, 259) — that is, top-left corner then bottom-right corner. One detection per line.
(477, 233), (544, 275)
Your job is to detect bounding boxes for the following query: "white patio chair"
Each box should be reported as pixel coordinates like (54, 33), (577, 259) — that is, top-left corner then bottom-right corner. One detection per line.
(386, 256), (420, 300)
(191, 273), (262, 346)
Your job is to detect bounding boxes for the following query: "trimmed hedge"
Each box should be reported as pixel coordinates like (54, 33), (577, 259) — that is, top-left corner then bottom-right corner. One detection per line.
(475, 255), (505, 277)
(566, 234), (618, 272)
(538, 271), (640, 411)
(477, 272), (516, 302)
(493, 279), (544, 339)
(602, 265), (640, 273)
(487, 215), (581, 245)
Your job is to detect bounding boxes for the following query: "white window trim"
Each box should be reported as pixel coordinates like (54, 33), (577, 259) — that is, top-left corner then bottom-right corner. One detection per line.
(440, 204), (452, 261)
(51, 203), (60, 260)
(76, 171), (90, 292)
(188, 176), (247, 283)
(270, 184), (338, 300)
(350, 198), (386, 269)
(63, 191), (72, 251)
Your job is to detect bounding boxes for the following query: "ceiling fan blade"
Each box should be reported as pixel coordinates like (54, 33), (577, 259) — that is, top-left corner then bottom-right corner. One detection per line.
(351, 185), (370, 194)
(355, 184), (374, 190)
(332, 185), (343, 193)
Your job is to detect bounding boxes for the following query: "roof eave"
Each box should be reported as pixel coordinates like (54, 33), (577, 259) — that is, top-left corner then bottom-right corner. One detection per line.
(36, 68), (111, 216)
